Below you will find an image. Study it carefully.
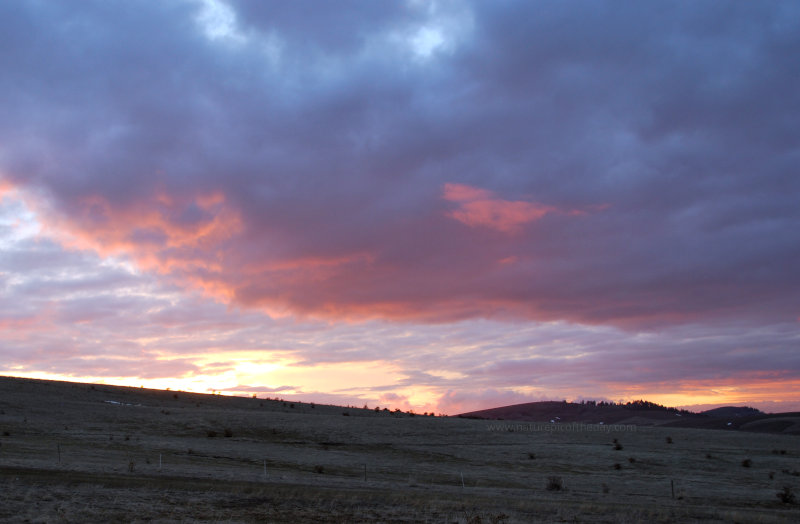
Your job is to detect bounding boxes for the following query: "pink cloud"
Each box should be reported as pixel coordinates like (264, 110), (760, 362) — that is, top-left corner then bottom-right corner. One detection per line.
(442, 183), (560, 234)
(435, 389), (544, 414)
(0, 179), (12, 201)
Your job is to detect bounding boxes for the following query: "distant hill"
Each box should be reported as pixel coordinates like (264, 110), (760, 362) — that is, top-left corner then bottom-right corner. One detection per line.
(459, 400), (800, 435)
(700, 406), (763, 418)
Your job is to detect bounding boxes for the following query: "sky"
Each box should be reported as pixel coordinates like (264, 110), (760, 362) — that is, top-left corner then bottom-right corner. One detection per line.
(1, 0), (799, 414)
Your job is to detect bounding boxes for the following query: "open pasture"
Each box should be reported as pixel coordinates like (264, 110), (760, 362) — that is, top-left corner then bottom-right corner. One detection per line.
(1, 376), (799, 523)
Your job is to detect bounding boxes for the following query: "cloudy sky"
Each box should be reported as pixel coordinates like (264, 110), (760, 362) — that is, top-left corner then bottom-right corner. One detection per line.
(1, 0), (798, 414)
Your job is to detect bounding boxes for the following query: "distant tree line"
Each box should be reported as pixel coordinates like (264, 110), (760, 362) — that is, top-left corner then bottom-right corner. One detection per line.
(577, 399), (693, 414)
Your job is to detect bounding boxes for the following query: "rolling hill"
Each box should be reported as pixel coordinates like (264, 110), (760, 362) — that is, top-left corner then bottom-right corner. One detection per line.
(459, 400), (800, 435)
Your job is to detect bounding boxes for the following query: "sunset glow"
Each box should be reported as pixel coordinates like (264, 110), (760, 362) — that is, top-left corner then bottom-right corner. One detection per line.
(1, 1), (798, 415)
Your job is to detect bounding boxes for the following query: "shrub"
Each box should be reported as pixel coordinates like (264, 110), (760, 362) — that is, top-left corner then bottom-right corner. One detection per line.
(601, 483), (610, 494)
(777, 486), (796, 504)
(545, 476), (563, 491)
(2, 431), (9, 437)
(666, 436), (673, 444)
(206, 430), (218, 438)
(463, 509), (509, 524)
(528, 452), (536, 460)
(742, 458), (752, 468)
(314, 465), (325, 474)
(342, 412), (350, 416)
(628, 457), (636, 463)
(613, 442), (623, 451)
(223, 428), (233, 438)
(613, 463), (622, 470)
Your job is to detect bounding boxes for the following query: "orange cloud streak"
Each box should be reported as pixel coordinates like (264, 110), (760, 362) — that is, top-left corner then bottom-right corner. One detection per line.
(607, 373), (800, 411)
(43, 190), (243, 276)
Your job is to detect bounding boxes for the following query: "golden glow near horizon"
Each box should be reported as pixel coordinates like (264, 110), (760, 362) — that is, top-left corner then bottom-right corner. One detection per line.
(6, 368), (800, 414)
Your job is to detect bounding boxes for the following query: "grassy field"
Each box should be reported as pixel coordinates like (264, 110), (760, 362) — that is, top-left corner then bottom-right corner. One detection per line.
(1, 376), (799, 523)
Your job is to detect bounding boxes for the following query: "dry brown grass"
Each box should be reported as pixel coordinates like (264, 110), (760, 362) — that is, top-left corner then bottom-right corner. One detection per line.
(1, 376), (799, 522)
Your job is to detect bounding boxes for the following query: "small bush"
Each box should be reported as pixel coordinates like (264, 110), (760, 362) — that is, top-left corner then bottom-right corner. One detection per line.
(628, 457), (636, 463)
(742, 458), (752, 468)
(173, 393), (178, 399)
(342, 412), (350, 416)
(613, 463), (622, 470)
(769, 471), (775, 480)
(601, 483), (610, 494)
(223, 428), (233, 438)
(528, 452), (536, 460)
(777, 486), (796, 504)
(706, 453), (713, 459)
(772, 449), (788, 455)
(666, 436), (673, 444)
(545, 476), (563, 491)
(462, 509), (508, 524)
(2, 431), (9, 437)
(613, 442), (623, 451)
(206, 430), (217, 438)
(314, 465), (325, 474)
